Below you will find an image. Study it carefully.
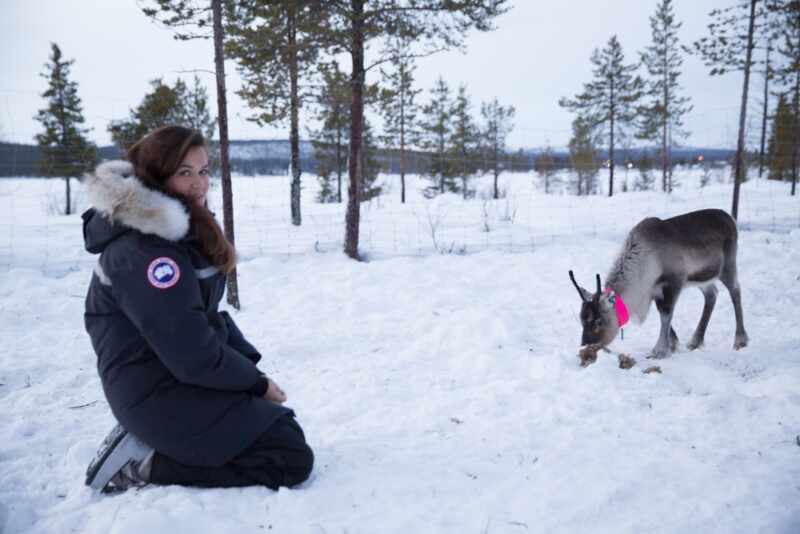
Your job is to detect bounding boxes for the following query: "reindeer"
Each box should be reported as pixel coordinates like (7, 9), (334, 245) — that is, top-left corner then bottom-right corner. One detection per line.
(569, 208), (749, 359)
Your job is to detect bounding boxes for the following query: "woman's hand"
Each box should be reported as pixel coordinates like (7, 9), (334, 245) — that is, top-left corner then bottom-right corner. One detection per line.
(264, 378), (287, 404)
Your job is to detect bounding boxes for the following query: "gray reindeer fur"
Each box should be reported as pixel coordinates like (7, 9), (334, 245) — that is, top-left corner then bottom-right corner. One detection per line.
(574, 208), (749, 358)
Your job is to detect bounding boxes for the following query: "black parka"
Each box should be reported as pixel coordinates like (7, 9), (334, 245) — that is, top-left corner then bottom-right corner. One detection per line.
(82, 160), (290, 467)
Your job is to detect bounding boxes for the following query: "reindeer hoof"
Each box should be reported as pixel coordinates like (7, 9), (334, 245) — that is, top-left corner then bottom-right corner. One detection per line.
(734, 334), (749, 350)
(647, 349), (671, 360)
(687, 337), (704, 351)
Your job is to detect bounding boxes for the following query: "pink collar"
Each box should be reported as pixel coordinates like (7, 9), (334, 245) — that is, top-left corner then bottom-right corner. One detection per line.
(605, 287), (630, 328)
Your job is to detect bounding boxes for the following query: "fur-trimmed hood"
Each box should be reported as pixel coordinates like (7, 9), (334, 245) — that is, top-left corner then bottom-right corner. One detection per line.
(82, 160), (190, 253)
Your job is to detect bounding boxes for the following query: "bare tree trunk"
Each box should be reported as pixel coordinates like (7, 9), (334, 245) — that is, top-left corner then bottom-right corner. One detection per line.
(667, 123), (673, 192)
(662, 120), (668, 193)
(212, 0), (239, 309)
(336, 128), (343, 203)
(792, 70), (799, 196)
(400, 74), (406, 204)
(608, 77), (616, 198)
(65, 176), (71, 215)
(288, 4), (302, 226)
(439, 134), (445, 194)
(493, 143), (499, 199)
(344, 0), (364, 259)
(732, 0), (757, 220)
(461, 147), (469, 200)
(662, 51), (669, 193)
(58, 112), (71, 215)
(759, 43), (771, 178)
(400, 146), (406, 203)
(609, 113), (615, 197)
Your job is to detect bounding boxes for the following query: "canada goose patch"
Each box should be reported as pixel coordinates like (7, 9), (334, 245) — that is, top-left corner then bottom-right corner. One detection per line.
(147, 257), (181, 289)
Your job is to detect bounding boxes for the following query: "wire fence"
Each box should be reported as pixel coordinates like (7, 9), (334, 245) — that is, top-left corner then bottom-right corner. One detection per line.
(2, 162), (797, 279)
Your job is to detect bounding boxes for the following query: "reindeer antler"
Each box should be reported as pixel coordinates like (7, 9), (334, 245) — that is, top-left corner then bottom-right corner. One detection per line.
(595, 274), (602, 296)
(568, 270), (588, 302)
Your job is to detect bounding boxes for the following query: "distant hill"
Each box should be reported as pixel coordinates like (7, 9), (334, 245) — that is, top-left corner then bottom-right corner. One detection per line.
(516, 146), (736, 164)
(0, 140), (316, 177)
(226, 139), (316, 175)
(0, 140), (736, 178)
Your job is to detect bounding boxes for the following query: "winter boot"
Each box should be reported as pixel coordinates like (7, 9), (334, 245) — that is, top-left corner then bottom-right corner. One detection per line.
(85, 423), (154, 493)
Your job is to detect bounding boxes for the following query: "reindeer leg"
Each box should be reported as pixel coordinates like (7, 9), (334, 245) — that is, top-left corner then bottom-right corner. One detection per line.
(721, 277), (749, 350)
(720, 252), (749, 350)
(649, 284), (681, 359)
(670, 327), (680, 352)
(688, 284), (718, 350)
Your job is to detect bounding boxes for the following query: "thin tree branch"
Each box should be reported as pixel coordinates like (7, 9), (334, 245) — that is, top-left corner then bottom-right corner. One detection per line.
(365, 46), (446, 72)
(175, 68), (217, 76)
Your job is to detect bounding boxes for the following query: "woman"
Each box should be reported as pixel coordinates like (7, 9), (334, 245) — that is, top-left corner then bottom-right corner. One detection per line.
(82, 125), (313, 492)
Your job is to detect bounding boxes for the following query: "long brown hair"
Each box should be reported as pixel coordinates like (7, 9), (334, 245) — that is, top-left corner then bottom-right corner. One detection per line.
(127, 125), (236, 273)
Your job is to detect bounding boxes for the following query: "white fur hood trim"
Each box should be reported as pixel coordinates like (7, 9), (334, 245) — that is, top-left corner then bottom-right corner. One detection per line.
(85, 160), (190, 241)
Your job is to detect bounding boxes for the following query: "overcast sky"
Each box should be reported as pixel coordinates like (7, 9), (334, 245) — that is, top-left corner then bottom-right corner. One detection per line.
(2, 0), (748, 150)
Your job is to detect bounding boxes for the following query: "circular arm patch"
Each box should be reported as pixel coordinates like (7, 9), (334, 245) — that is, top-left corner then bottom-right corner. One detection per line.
(147, 257), (181, 289)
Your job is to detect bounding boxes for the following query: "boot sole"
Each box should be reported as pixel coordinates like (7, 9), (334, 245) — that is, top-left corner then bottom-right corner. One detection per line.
(85, 425), (151, 491)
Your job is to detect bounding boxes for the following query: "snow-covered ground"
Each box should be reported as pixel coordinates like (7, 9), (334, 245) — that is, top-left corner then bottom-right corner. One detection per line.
(1, 167), (799, 533)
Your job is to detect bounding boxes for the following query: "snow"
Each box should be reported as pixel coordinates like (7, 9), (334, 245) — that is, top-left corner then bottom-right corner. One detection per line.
(1, 168), (799, 533)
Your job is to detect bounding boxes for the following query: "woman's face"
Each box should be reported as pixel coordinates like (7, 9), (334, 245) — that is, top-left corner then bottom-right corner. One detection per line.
(165, 146), (209, 208)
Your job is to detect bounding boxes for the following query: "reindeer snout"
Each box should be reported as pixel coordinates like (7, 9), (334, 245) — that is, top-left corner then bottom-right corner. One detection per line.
(582, 329), (601, 346)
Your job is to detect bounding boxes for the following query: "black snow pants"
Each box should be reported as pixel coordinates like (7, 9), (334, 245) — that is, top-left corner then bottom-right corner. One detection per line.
(149, 414), (313, 489)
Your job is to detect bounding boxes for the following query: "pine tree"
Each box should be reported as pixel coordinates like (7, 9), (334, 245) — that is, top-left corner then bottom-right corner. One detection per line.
(449, 85), (479, 199)
(184, 76), (216, 139)
(480, 97), (515, 199)
(359, 119), (383, 202)
(767, 93), (797, 181)
(34, 43), (97, 215)
(310, 62), (350, 203)
(320, 0), (509, 259)
(419, 77), (458, 198)
(758, 1), (781, 178)
(223, 1), (329, 226)
(686, 1), (777, 179)
(638, 0), (693, 194)
(184, 76), (219, 173)
(699, 158), (714, 188)
(510, 148), (531, 172)
(109, 77), (216, 151)
(310, 61), (382, 204)
(380, 36), (421, 204)
(568, 116), (600, 196)
(770, 0), (800, 195)
(559, 36), (644, 197)
(108, 78), (182, 151)
(140, 0), (240, 308)
(534, 146), (559, 194)
(633, 152), (656, 191)
(692, 0), (760, 218)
